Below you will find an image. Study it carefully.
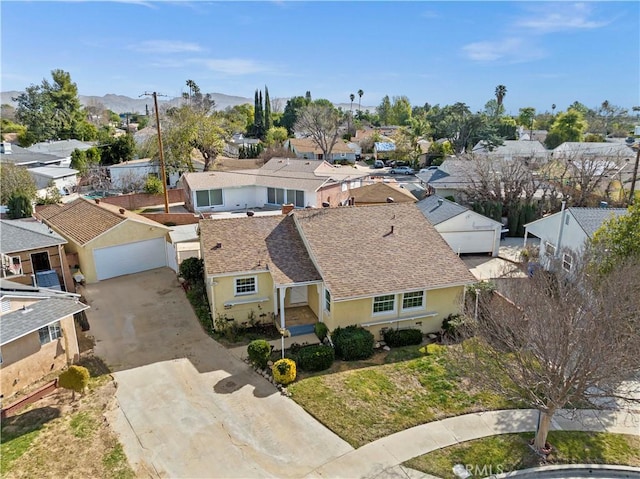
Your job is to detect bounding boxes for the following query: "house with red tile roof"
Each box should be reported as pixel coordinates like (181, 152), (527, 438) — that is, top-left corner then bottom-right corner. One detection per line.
(200, 202), (475, 339)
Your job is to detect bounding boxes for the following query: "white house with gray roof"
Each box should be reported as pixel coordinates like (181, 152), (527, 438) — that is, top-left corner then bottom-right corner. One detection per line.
(417, 195), (503, 256)
(472, 140), (549, 166)
(523, 206), (628, 271)
(27, 139), (94, 167)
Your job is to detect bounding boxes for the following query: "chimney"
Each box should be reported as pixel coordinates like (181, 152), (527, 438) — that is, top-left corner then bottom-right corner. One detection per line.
(282, 203), (295, 215)
(119, 208), (125, 214)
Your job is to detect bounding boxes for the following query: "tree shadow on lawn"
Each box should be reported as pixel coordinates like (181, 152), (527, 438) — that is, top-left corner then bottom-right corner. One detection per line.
(1, 406), (61, 441)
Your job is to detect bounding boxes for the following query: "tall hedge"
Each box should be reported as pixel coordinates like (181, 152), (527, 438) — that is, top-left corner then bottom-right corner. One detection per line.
(331, 325), (374, 361)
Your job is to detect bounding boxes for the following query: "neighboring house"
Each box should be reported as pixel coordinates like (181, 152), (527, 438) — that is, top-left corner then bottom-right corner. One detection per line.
(552, 141), (636, 161)
(415, 159), (476, 202)
(200, 203), (475, 340)
(373, 142), (396, 160)
(523, 206), (628, 271)
(416, 195), (504, 257)
(472, 140), (549, 166)
(0, 143), (63, 168)
(1, 219), (74, 292)
(108, 158), (182, 190)
(285, 138), (357, 163)
(27, 139), (94, 168)
(224, 134), (262, 158)
(179, 158), (368, 214)
(0, 279), (88, 399)
(517, 128), (548, 144)
(36, 198), (171, 283)
(28, 166), (79, 198)
(166, 224), (201, 273)
(351, 182), (416, 205)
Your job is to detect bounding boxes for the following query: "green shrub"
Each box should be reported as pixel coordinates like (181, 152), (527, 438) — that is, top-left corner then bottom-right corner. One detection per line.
(179, 257), (204, 284)
(7, 194), (33, 219)
(383, 328), (423, 347)
(58, 365), (90, 399)
(247, 339), (271, 369)
(297, 344), (335, 372)
(442, 314), (468, 342)
(272, 358), (296, 385)
(331, 325), (374, 361)
(314, 322), (329, 341)
(143, 175), (163, 195)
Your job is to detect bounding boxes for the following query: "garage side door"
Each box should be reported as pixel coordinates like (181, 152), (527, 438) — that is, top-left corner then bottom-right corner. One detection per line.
(94, 238), (167, 280)
(441, 231), (495, 255)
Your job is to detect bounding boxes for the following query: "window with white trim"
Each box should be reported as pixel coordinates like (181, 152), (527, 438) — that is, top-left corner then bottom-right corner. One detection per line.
(2, 254), (23, 277)
(341, 182), (348, 192)
(544, 242), (556, 257)
(235, 277), (257, 295)
(267, 188), (304, 207)
(38, 321), (62, 345)
(196, 189), (223, 208)
(373, 294), (395, 314)
(350, 180), (361, 189)
(402, 291), (424, 310)
(325, 289), (331, 312)
(562, 253), (573, 272)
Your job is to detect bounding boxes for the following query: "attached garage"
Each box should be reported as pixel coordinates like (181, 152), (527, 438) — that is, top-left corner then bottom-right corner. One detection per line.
(94, 238), (167, 280)
(417, 195), (503, 257)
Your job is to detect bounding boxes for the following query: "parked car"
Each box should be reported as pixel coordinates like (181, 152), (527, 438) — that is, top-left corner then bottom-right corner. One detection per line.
(389, 166), (415, 175)
(418, 166), (439, 174)
(373, 160), (385, 168)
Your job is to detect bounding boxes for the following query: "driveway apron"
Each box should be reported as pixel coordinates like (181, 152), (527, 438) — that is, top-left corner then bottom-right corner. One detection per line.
(82, 268), (352, 478)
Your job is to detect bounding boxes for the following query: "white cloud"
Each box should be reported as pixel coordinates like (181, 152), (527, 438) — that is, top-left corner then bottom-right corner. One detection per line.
(188, 58), (273, 75)
(130, 40), (203, 54)
(462, 37), (545, 63)
(111, 0), (155, 8)
(515, 3), (609, 33)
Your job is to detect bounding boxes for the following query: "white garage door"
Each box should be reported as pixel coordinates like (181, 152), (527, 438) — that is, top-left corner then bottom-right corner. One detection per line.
(442, 231), (496, 255)
(94, 238), (167, 280)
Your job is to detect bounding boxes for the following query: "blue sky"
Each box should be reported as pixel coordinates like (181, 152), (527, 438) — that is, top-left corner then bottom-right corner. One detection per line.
(1, 1), (638, 114)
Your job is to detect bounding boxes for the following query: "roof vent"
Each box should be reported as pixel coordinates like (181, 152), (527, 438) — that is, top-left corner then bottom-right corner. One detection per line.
(386, 197), (394, 203)
(437, 198), (444, 206)
(94, 198), (100, 204)
(212, 242), (222, 250)
(322, 202), (330, 208)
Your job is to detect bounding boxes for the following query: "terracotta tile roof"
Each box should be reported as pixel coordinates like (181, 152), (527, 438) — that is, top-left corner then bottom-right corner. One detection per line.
(200, 215), (321, 285)
(352, 183), (417, 204)
(36, 198), (167, 246)
(293, 203), (475, 300)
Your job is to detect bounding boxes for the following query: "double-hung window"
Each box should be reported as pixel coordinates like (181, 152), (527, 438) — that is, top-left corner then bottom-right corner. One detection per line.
(38, 321), (62, 345)
(196, 189), (223, 208)
(562, 253), (573, 272)
(544, 242), (556, 257)
(324, 289), (331, 312)
(235, 277), (256, 295)
(373, 294), (395, 314)
(402, 291), (424, 310)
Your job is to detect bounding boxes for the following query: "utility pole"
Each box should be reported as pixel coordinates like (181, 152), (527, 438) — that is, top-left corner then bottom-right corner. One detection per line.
(141, 92), (169, 213)
(629, 144), (640, 206)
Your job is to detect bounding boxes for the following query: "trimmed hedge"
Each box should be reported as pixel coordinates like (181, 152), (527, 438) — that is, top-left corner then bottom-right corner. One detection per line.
(383, 328), (423, 347)
(247, 339), (271, 369)
(314, 322), (329, 341)
(272, 358), (296, 385)
(297, 344), (335, 372)
(331, 325), (374, 361)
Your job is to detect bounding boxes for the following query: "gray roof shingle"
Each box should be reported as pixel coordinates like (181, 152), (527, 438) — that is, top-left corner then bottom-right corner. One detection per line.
(416, 195), (469, 225)
(0, 298), (89, 346)
(569, 207), (628, 238)
(0, 219), (67, 254)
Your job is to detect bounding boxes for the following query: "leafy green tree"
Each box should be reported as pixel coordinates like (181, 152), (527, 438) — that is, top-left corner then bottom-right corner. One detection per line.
(390, 95), (412, 126)
(376, 95), (392, 125)
(279, 95), (309, 135)
(294, 102), (342, 162)
(7, 194), (33, 219)
(0, 163), (37, 205)
(427, 103), (501, 154)
(58, 365), (90, 400)
(484, 99), (504, 118)
(590, 203), (640, 275)
(545, 109), (587, 149)
(99, 134), (135, 165)
(223, 104), (253, 134)
(143, 176), (163, 195)
(264, 86), (272, 132)
(264, 126), (288, 147)
(518, 107), (536, 138)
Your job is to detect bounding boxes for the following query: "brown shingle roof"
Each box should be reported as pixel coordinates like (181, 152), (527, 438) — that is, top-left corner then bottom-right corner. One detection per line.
(200, 215), (321, 285)
(288, 137), (353, 154)
(352, 183), (417, 204)
(36, 198), (167, 246)
(293, 203), (475, 300)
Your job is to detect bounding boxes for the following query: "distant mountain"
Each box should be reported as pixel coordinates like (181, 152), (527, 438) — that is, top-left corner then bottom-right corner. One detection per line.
(1, 90), (375, 115)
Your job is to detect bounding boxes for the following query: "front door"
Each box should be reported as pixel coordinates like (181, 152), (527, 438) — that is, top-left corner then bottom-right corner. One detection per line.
(289, 286), (308, 305)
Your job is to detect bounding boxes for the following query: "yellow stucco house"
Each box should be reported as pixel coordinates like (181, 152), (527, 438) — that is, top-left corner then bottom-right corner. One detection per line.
(37, 198), (170, 283)
(200, 203), (475, 339)
(1, 280), (89, 400)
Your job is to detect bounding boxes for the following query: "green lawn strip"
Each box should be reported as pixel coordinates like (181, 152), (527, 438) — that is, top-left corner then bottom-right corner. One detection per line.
(289, 346), (514, 447)
(70, 411), (99, 438)
(103, 442), (136, 479)
(0, 427), (44, 475)
(404, 432), (640, 479)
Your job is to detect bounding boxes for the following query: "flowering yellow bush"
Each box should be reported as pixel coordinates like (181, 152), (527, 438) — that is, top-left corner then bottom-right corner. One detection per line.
(272, 358), (296, 385)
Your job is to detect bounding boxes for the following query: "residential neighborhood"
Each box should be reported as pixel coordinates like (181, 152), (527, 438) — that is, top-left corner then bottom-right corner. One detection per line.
(1, 2), (639, 476)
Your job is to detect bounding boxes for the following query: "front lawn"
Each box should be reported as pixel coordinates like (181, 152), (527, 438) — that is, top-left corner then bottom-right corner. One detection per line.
(288, 344), (517, 447)
(404, 431), (640, 479)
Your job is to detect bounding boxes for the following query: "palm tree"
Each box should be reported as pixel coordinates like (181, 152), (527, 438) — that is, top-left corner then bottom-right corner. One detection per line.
(357, 89), (364, 114)
(552, 104), (556, 115)
(495, 85), (507, 108)
(349, 93), (355, 115)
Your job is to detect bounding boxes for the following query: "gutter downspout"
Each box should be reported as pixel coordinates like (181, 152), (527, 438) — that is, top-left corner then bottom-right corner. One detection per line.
(555, 201), (567, 259)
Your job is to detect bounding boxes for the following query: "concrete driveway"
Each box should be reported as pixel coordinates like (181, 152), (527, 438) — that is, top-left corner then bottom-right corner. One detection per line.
(82, 268), (352, 478)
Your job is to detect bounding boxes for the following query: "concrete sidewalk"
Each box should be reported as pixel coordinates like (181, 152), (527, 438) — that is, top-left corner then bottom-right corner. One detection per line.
(305, 409), (640, 479)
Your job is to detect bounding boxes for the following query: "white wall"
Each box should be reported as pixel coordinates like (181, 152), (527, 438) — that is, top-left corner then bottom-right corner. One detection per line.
(437, 212), (501, 256)
(110, 165), (156, 190)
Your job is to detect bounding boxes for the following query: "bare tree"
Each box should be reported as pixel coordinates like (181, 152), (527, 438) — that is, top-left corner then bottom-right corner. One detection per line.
(294, 103), (341, 162)
(460, 257), (640, 453)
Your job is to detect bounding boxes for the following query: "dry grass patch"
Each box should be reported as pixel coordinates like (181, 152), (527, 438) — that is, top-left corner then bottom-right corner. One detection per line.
(289, 345), (515, 447)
